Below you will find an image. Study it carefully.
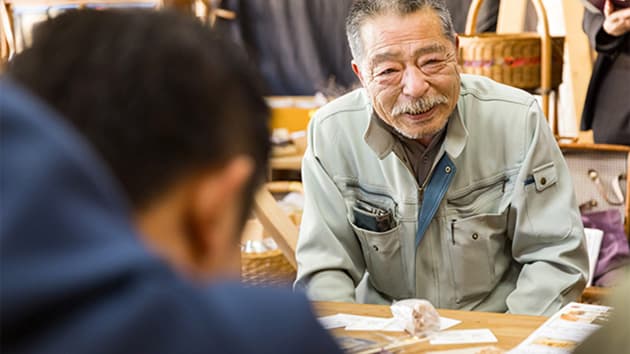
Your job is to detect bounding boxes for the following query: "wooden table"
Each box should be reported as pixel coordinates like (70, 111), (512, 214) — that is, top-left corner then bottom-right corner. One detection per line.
(315, 301), (547, 353)
(270, 154), (302, 172)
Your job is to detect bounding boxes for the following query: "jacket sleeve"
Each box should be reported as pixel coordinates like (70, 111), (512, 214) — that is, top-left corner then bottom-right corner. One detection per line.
(203, 285), (345, 354)
(294, 113), (367, 302)
(505, 101), (589, 316)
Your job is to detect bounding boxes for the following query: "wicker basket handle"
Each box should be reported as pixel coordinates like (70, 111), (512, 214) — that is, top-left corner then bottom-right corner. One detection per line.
(464, 0), (554, 115)
(464, 0), (551, 37)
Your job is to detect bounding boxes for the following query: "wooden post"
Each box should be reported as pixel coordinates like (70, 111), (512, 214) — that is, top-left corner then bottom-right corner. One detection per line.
(562, 0), (594, 143)
(253, 187), (298, 269)
(497, 0), (527, 33)
(1, 0), (14, 64)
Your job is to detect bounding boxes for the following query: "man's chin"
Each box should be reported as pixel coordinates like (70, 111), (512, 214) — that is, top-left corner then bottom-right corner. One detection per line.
(395, 125), (441, 140)
(395, 128), (428, 140)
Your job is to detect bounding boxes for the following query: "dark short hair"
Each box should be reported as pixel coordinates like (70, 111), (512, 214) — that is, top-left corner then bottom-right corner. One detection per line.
(346, 0), (456, 61)
(8, 9), (270, 223)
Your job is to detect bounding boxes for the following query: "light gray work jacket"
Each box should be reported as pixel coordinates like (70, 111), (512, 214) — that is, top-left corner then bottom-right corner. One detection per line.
(295, 74), (588, 316)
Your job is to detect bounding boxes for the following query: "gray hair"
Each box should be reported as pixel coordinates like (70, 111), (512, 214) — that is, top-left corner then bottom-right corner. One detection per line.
(346, 0), (456, 61)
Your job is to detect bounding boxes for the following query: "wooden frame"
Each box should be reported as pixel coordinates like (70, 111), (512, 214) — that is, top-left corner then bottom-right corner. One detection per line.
(1, 0), (15, 63)
(252, 184), (299, 269)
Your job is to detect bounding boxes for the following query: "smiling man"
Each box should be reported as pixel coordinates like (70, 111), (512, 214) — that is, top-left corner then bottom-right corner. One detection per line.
(295, 0), (589, 316)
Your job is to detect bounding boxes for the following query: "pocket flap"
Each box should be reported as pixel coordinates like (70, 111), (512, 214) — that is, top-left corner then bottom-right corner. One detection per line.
(532, 162), (557, 192)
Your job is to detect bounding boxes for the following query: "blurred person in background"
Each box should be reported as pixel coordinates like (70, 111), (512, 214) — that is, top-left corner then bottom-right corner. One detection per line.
(216, 0), (499, 96)
(581, 0), (630, 145)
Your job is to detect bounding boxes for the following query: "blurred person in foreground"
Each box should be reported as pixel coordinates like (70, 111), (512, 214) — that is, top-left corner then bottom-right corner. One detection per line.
(1, 9), (342, 354)
(573, 266), (630, 353)
(295, 0), (588, 316)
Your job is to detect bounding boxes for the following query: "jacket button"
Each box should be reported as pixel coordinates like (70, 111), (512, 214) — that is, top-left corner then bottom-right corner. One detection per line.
(373, 245), (379, 252)
(540, 177), (547, 185)
(445, 166), (452, 174)
(472, 233), (479, 240)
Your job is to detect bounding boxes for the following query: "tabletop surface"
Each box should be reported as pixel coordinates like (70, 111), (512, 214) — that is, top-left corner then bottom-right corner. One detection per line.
(314, 301), (547, 353)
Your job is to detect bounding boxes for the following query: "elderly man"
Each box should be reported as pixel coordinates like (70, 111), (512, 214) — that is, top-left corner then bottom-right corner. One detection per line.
(295, 0), (588, 316)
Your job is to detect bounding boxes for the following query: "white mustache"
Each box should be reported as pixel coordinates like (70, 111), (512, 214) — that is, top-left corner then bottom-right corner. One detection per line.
(391, 96), (448, 116)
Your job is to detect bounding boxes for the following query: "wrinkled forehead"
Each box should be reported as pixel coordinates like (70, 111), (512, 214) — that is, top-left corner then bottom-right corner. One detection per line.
(369, 42), (451, 64)
(359, 9), (453, 60)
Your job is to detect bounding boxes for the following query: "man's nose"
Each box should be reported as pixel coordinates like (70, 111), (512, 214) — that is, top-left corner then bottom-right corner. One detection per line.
(401, 66), (429, 97)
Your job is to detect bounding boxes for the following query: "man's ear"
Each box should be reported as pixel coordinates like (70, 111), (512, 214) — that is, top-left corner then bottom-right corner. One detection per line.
(186, 156), (254, 278)
(352, 60), (366, 86)
(192, 156), (253, 223)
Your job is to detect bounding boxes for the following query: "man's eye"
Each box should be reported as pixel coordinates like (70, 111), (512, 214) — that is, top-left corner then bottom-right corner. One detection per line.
(421, 59), (446, 74)
(377, 68), (398, 76)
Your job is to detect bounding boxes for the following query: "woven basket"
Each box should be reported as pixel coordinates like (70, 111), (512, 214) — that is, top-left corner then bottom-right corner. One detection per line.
(459, 0), (563, 120)
(241, 249), (296, 287)
(458, 33), (564, 90)
(240, 181), (302, 287)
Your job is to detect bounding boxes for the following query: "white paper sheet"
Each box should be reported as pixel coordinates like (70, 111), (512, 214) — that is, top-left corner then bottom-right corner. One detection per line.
(318, 314), (348, 329)
(429, 329), (498, 345)
(317, 313), (461, 332)
(425, 346), (503, 354)
(438, 317), (462, 331)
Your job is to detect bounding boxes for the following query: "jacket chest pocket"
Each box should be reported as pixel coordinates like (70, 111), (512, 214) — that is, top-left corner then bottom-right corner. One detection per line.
(342, 182), (408, 299)
(446, 175), (513, 218)
(445, 209), (510, 304)
(349, 222), (407, 299)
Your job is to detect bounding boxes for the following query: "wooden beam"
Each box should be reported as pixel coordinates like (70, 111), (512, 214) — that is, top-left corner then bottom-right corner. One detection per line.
(562, 0), (594, 142)
(252, 187), (298, 269)
(162, 0), (194, 14)
(1, 0), (14, 64)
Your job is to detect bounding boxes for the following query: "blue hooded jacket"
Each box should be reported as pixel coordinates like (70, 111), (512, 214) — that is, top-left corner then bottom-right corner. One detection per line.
(0, 79), (342, 354)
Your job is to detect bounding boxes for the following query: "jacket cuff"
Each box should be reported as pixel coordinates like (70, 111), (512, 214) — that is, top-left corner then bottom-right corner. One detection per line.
(595, 27), (627, 55)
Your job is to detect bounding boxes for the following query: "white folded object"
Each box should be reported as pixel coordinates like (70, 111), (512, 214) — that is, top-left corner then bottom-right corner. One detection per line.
(584, 227), (603, 287)
(390, 299), (441, 337)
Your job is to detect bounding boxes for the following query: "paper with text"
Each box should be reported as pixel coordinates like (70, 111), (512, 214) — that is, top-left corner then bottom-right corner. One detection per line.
(509, 302), (611, 354)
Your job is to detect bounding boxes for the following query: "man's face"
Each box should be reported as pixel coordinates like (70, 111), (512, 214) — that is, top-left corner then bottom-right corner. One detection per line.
(353, 8), (461, 141)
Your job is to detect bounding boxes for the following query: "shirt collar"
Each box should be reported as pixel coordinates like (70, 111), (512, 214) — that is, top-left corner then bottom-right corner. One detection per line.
(364, 110), (397, 159)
